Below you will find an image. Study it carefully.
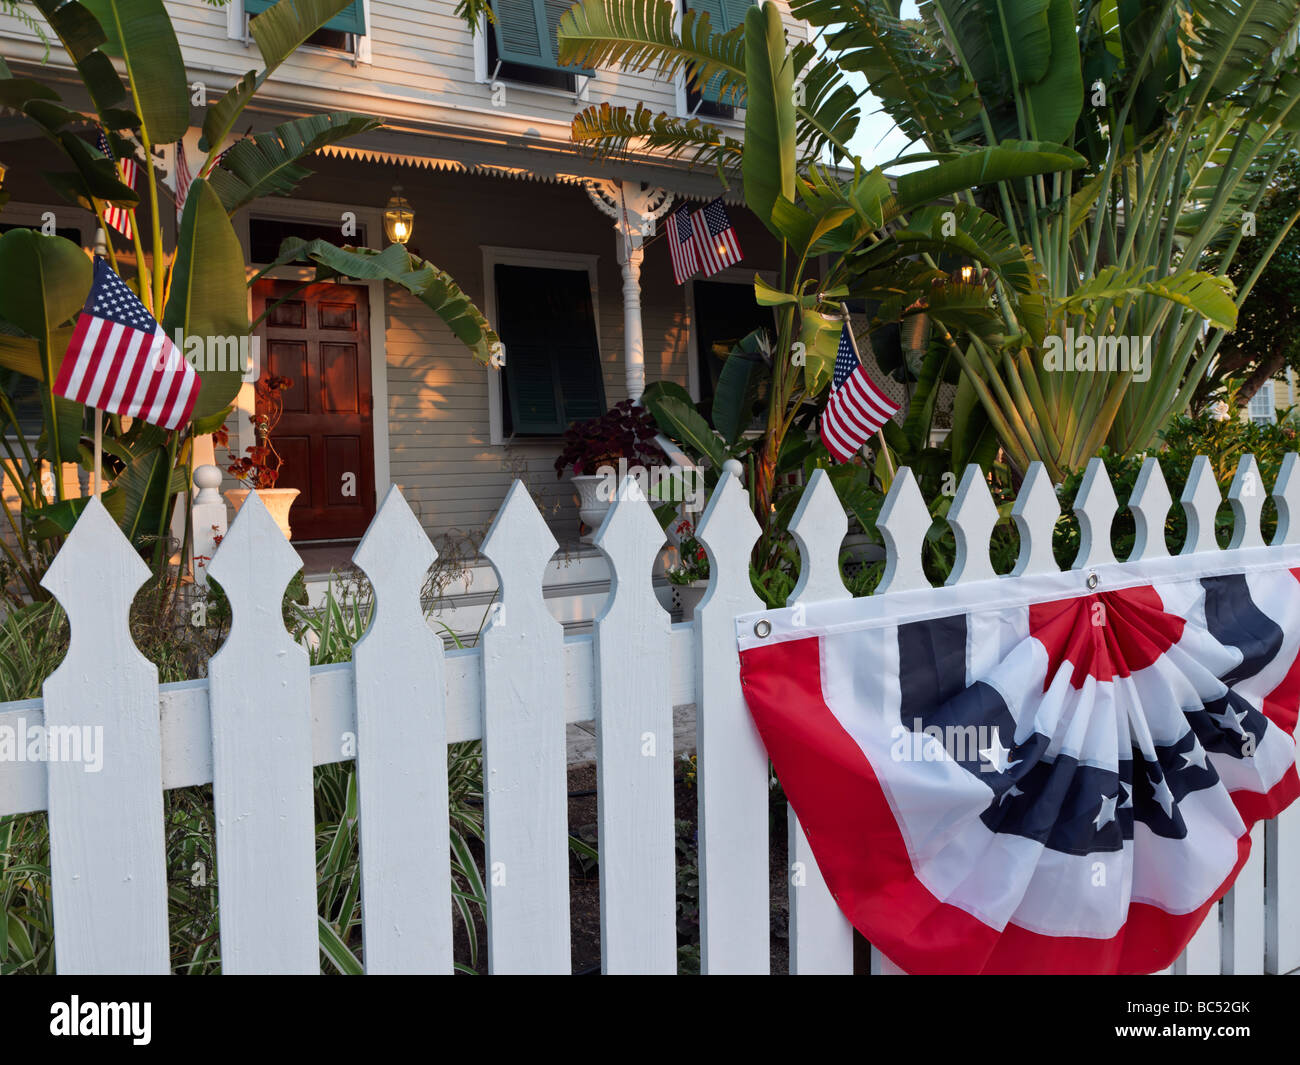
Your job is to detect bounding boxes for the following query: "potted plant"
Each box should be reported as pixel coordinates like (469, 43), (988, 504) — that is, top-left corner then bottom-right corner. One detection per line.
(554, 399), (666, 541)
(216, 375), (300, 540)
(666, 517), (710, 621)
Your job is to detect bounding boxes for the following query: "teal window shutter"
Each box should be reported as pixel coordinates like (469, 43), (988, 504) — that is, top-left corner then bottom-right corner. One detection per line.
(244, 0), (366, 36)
(496, 264), (606, 436)
(685, 0), (749, 105)
(491, 0), (593, 75)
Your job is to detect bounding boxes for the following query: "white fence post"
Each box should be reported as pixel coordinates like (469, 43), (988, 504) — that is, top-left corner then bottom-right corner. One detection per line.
(190, 464), (227, 588)
(592, 477), (676, 974)
(785, 469), (854, 974)
(207, 491), (318, 974)
(695, 468), (768, 973)
(479, 481), (570, 973)
(40, 498), (169, 974)
(352, 486), (452, 974)
(1223, 822), (1266, 974)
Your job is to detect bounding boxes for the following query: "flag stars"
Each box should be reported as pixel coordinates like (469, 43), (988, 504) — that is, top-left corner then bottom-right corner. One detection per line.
(1119, 780), (1133, 808)
(1180, 741), (1209, 771)
(1093, 793), (1118, 830)
(979, 730), (1020, 774)
(1211, 705), (1249, 736)
(1149, 773), (1175, 818)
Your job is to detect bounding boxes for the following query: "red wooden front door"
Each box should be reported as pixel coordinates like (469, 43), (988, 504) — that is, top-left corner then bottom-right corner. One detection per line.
(251, 280), (375, 541)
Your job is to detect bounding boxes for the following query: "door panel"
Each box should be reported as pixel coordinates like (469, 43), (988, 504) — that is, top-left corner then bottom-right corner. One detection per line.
(251, 280), (375, 541)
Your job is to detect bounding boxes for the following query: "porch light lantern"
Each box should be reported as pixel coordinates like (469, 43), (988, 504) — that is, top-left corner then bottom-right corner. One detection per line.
(383, 184), (414, 245)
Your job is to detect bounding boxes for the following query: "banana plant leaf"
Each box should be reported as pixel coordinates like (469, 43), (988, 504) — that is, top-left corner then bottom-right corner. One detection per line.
(79, 0), (188, 143)
(0, 231), (91, 466)
(162, 179), (251, 421)
(265, 239), (500, 363)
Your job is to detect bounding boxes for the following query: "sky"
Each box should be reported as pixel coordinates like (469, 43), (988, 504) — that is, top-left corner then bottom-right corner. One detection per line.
(838, 0), (922, 169)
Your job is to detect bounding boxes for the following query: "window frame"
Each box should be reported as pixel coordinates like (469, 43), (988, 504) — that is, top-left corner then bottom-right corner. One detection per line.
(473, 12), (592, 102)
(481, 245), (604, 445)
(1249, 379), (1277, 425)
(229, 0), (373, 64)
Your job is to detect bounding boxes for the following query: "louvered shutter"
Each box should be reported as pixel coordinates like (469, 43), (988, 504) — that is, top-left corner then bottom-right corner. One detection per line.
(244, 0), (366, 36)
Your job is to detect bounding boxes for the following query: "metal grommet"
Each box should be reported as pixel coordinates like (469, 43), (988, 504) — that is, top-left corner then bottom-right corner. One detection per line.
(1086, 572), (1100, 590)
(754, 619), (772, 638)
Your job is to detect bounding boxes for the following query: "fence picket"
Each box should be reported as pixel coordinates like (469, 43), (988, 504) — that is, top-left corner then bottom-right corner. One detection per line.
(947, 465), (999, 585)
(40, 498), (168, 974)
(876, 469), (932, 594)
(785, 470), (854, 974)
(1181, 456), (1222, 556)
(479, 481), (570, 973)
(1072, 457), (1119, 568)
(1227, 456), (1266, 550)
(207, 491), (318, 974)
(1273, 453), (1300, 545)
(591, 478), (675, 974)
(1175, 904), (1222, 974)
(1128, 458), (1172, 561)
(695, 470), (768, 973)
(1266, 806), (1300, 973)
(352, 486), (451, 974)
(1011, 462), (1061, 576)
(1222, 822), (1266, 974)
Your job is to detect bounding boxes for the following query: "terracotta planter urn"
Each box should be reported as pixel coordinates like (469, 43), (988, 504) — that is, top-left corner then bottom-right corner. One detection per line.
(224, 487), (301, 541)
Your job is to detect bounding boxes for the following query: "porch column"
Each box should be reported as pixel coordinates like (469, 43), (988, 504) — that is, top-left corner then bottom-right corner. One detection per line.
(583, 180), (674, 403)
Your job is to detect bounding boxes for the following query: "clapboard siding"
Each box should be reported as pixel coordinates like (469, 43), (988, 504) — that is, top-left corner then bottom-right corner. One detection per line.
(1, 0), (807, 146)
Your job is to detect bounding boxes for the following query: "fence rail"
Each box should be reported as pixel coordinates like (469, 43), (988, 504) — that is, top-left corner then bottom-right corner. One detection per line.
(1, 453), (1298, 974)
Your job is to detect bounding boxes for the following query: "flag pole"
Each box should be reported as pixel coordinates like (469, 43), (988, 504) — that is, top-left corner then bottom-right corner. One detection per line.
(839, 303), (896, 479)
(93, 407), (103, 499)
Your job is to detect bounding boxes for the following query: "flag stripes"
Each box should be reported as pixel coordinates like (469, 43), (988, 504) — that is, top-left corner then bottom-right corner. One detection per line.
(54, 258), (200, 431)
(819, 322), (899, 463)
(96, 131), (137, 242)
(690, 200), (743, 277)
(667, 203), (698, 285)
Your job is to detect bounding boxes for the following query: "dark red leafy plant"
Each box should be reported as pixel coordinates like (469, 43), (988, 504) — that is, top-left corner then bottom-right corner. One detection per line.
(222, 374), (293, 489)
(554, 399), (667, 477)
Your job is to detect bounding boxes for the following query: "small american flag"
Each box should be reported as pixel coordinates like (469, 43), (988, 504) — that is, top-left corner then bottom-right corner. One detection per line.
(819, 321), (899, 463)
(667, 202), (698, 285)
(55, 258), (200, 431)
(173, 138), (193, 224)
(96, 131), (138, 241)
(691, 199), (743, 276)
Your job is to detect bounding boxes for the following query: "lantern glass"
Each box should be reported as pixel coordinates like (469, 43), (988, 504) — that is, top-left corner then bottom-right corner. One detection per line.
(384, 186), (414, 245)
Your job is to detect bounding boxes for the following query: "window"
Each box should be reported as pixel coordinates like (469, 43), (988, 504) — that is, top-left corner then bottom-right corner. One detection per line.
(682, 0), (751, 119)
(244, 0), (365, 49)
(1249, 380), (1277, 425)
(248, 217), (368, 265)
(495, 264), (605, 435)
(692, 279), (775, 425)
(489, 0), (593, 84)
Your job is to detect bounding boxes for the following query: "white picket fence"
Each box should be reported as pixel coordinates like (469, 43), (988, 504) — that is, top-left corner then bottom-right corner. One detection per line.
(1, 452), (1299, 974)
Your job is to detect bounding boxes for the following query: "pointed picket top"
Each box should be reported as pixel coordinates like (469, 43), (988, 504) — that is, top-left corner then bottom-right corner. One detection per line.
(1128, 457), (1173, 561)
(1180, 455), (1222, 557)
(695, 469), (762, 609)
(207, 488), (303, 617)
(946, 465), (999, 586)
(353, 485), (436, 636)
(788, 469), (849, 604)
(1010, 462), (1060, 577)
(480, 479), (560, 618)
(1072, 457), (1118, 569)
(41, 495), (151, 630)
(593, 475), (666, 590)
(1227, 454), (1266, 550)
(876, 467), (932, 594)
(1273, 453), (1300, 546)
